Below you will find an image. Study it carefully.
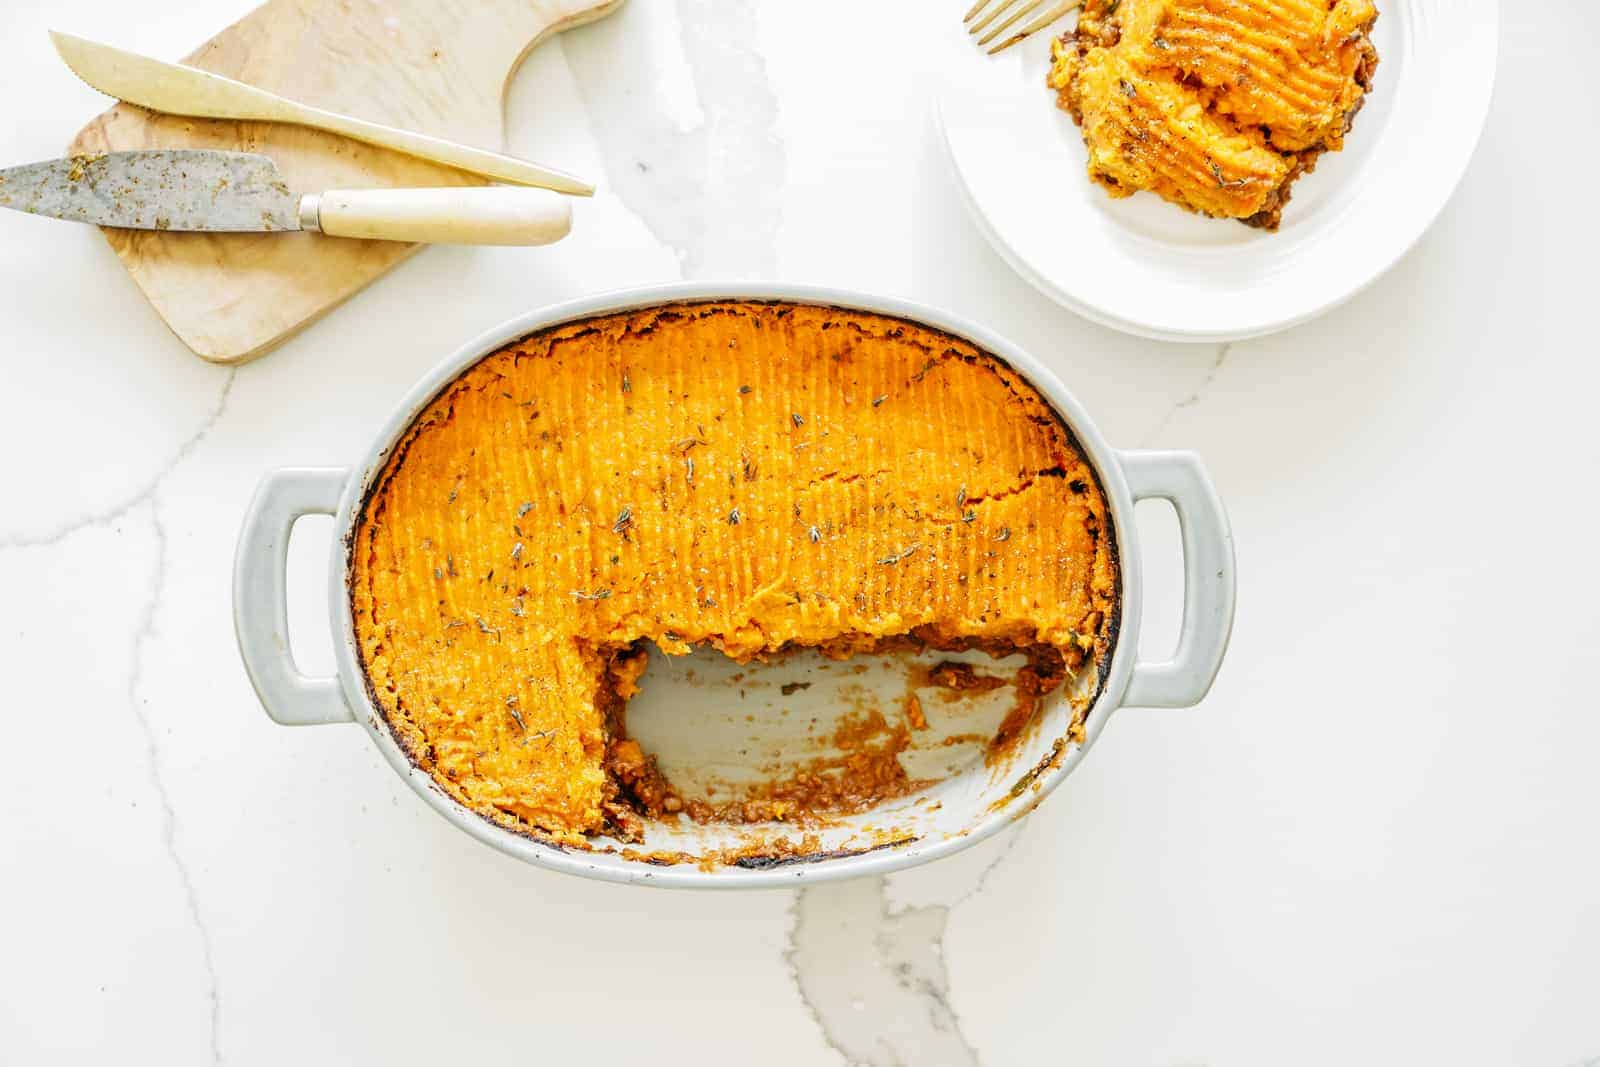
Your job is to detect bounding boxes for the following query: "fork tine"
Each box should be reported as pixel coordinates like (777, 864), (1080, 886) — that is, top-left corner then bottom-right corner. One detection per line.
(977, 0), (1050, 45)
(986, 0), (1081, 53)
(968, 0), (1019, 35)
(963, 0), (994, 20)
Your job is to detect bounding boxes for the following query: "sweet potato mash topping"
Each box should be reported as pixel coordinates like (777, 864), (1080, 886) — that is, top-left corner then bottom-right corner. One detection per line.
(1049, 0), (1379, 228)
(351, 302), (1117, 842)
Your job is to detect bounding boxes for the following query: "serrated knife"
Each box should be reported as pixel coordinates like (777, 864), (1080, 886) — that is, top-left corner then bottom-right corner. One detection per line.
(0, 149), (572, 245)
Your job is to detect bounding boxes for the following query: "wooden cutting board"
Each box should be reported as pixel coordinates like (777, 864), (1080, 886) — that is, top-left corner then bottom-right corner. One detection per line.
(69, 0), (620, 365)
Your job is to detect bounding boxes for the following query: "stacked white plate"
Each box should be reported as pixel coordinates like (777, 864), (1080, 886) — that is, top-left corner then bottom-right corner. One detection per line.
(937, 0), (1499, 342)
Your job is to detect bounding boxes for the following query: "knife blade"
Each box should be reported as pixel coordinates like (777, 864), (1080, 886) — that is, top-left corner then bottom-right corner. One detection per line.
(0, 149), (300, 231)
(0, 150), (572, 245)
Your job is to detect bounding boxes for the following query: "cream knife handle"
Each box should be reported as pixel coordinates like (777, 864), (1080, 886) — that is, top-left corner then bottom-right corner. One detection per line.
(303, 188), (573, 245)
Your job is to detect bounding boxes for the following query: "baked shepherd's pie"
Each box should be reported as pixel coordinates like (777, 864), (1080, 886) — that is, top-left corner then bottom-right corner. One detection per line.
(351, 302), (1118, 843)
(1049, 0), (1380, 228)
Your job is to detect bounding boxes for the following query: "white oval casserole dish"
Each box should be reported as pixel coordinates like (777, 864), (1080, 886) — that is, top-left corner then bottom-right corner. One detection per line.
(232, 282), (1237, 888)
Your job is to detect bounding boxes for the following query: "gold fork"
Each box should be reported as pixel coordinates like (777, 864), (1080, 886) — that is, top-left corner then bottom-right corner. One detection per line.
(964, 0), (1082, 54)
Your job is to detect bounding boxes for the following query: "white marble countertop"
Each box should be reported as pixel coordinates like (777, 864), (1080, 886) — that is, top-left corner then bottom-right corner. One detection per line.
(3, 1), (1596, 1063)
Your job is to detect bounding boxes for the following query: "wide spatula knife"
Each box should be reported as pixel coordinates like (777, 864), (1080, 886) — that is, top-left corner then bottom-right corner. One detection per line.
(0, 150), (571, 245)
(50, 31), (593, 196)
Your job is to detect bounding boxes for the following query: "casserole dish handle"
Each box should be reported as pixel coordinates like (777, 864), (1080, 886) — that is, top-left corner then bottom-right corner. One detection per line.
(1117, 450), (1236, 708)
(233, 467), (355, 726)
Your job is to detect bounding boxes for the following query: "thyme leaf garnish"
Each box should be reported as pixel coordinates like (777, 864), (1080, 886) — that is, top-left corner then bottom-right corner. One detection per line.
(878, 543), (921, 566)
(1207, 160), (1250, 188)
(570, 588), (612, 602)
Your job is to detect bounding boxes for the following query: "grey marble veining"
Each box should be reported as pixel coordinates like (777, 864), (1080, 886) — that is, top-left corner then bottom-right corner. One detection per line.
(1140, 342), (1231, 447)
(0, 370), (235, 549)
(0, 370), (234, 1053)
(132, 502), (222, 1063)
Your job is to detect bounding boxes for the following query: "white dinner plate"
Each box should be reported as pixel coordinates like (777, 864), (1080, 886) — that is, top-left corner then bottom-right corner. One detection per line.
(935, 0), (1499, 342)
